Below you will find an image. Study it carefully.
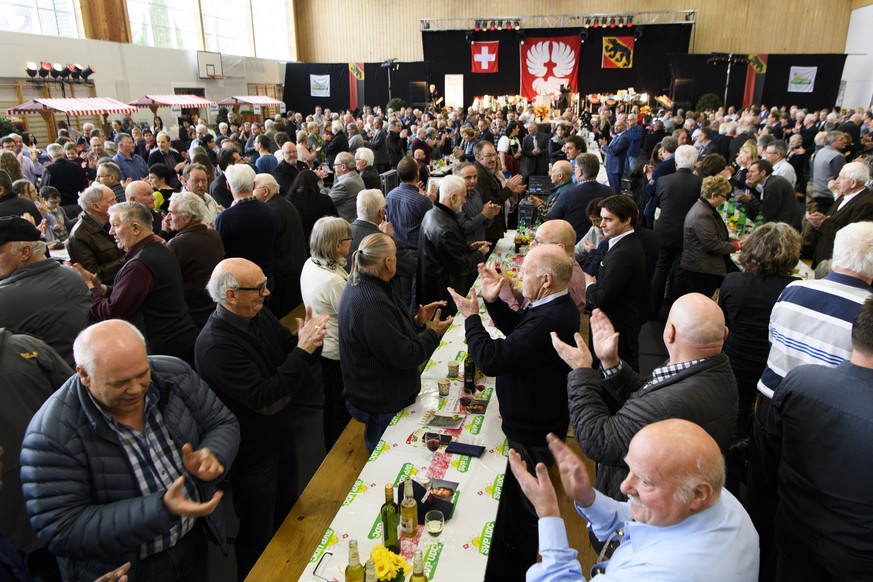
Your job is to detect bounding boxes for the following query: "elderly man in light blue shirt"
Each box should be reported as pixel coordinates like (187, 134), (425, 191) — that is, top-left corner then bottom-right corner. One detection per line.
(112, 132), (149, 181)
(510, 419), (759, 581)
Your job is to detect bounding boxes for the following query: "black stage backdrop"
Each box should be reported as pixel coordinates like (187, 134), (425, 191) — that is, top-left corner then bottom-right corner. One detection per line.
(283, 62), (351, 114)
(668, 54), (846, 111)
(762, 54), (846, 110)
(421, 24), (693, 106)
(364, 62), (432, 109)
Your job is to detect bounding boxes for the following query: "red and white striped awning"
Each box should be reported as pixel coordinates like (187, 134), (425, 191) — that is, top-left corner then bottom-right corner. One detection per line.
(7, 97), (138, 116)
(129, 94), (217, 108)
(217, 95), (284, 107)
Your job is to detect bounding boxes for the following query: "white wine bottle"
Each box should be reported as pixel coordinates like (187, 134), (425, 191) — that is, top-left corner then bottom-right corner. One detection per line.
(409, 549), (428, 582)
(400, 478), (418, 538)
(365, 559), (377, 582)
(345, 539), (365, 582)
(381, 483), (401, 553)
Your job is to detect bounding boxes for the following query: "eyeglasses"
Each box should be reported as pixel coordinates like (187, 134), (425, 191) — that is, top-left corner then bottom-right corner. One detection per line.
(341, 237), (353, 242)
(236, 280), (268, 296)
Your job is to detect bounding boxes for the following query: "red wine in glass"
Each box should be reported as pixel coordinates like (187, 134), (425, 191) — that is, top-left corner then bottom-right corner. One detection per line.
(459, 394), (473, 409)
(426, 437), (440, 453)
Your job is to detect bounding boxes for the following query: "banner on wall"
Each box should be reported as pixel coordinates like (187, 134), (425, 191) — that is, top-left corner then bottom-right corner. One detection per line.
(471, 41), (499, 73)
(787, 66), (817, 93)
(349, 62), (365, 110)
(743, 54), (768, 108)
(520, 36), (581, 99)
(310, 74), (330, 97)
(601, 37), (634, 69)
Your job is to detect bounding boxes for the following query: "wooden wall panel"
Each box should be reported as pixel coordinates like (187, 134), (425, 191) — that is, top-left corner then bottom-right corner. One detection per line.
(294, 0), (852, 62)
(80, 0), (132, 43)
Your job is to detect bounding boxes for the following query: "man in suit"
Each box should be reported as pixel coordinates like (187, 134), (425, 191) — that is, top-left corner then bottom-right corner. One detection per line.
(520, 122), (549, 183)
(474, 141), (525, 247)
(386, 119), (407, 169)
(354, 147), (381, 190)
(643, 136), (679, 228)
(274, 142), (305, 197)
(738, 160), (803, 231)
(696, 127), (717, 159)
(328, 152), (365, 222)
(547, 153), (614, 242)
(212, 147), (243, 209)
(836, 113), (863, 159)
(812, 131), (848, 214)
(808, 162), (873, 266)
(324, 120), (349, 168)
(651, 145), (702, 318)
(599, 119), (630, 194)
(585, 195), (646, 371)
(478, 118), (495, 146)
(369, 118), (389, 172)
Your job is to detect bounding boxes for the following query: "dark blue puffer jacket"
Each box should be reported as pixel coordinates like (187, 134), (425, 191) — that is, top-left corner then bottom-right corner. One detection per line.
(19, 356), (239, 581)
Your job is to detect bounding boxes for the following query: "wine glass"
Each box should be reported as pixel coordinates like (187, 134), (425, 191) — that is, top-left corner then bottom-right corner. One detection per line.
(425, 431), (441, 461)
(459, 393), (473, 410)
(425, 510), (444, 539)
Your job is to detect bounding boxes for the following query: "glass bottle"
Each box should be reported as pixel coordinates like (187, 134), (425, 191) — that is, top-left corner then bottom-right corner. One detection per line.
(409, 549), (428, 582)
(365, 559), (377, 582)
(345, 539), (365, 582)
(400, 478), (418, 538)
(463, 352), (476, 394)
(380, 483), (401, 553)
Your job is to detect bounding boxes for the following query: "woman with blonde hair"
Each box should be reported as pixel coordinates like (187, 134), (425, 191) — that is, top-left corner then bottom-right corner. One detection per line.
(300, 216), (352, 450)
(718, 222), (801, 440)
(296, 129), (317, 168)
(681, 175), (739, 298)
(731, 139), (759, 191)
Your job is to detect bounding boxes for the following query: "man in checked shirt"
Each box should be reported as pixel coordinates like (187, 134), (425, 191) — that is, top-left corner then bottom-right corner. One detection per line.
(19, 319), (240, 582)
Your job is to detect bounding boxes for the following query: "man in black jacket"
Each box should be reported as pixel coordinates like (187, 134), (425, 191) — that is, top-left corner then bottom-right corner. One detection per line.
(42, 143), (88, 212)
(196, 258), (327, 581)
(449, 244), (580, 580)
(274, 142), (305, 197)
(552, 293), (737, 500)
(354, 147), (381, 190)
(738, 159), (802, 231)
(417, 175), (489, 312)
(211, 147), (241, 209)
(651, 144), (702, 317)
(386, 119), (407, 169)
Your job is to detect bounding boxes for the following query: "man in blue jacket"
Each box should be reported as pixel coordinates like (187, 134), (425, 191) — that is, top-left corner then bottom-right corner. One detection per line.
(600, 119), (630, 194)
(20, 319), (240, 582)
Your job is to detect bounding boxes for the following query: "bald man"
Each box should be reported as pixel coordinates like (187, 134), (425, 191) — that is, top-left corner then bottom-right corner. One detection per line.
(449, 244), (581, 578)
(552, 293), (738, 500)
(511, 420), (758, 581)
(528, 160), (574, 221)
(126, 180), (167, 236)
(21, 319), (239, 581)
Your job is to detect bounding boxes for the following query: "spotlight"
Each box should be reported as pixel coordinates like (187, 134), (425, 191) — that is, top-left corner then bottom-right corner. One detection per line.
(25, 62), (38, 78)
(592, 18), (599, 29)
(81, 65), (94, 80)
(609, 18), (616, 28)
(627, 16), (633, 27)
(617, 17), (624, 27)
(50, 63), (63, 78)
(517, 30), (526, 45)
(474, 20), (481, 32)
(583, 18), (590, 28)
(489, 21), (496, 31)
(465, 31), (474, 44)
(39, 62), (51, 78)
(496, 20), (503, 30)
(67, 64), (79, 79)
(506, 21), (513, 31)
(634, 27), (643, 42)
(59, 64), (71, 78)
(580, 29), (589, 43)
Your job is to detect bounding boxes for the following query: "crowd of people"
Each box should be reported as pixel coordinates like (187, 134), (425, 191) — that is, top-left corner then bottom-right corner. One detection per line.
(1, 98), (873, 582)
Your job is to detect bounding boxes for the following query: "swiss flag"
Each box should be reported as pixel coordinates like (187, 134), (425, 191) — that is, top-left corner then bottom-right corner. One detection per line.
(471, 41), (499, 73)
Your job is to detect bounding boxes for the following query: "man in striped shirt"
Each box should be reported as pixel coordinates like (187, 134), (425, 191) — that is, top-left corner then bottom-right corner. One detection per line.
(749, 221), (873, 578)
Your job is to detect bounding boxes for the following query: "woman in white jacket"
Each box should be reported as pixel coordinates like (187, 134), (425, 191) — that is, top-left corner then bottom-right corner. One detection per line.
(300, 216), (352, 451)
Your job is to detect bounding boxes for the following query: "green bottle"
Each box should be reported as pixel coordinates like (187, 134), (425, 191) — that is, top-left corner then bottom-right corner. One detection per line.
(380, 483), (401, 554)
(737, 208), (747, 229)
(463, 352), (476, 394)
(345, 539), (365, 582)
(754, 213), (765, 229)
(727, 197), (736, 217)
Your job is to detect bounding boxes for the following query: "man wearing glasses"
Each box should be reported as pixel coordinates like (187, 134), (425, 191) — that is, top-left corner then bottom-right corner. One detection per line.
(328, 151), (365, 222)
(196, 257), (328, 581)
(474, 141), (525, 248)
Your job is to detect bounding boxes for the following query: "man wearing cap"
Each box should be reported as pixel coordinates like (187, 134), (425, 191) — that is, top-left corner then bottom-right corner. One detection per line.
(0, 216), (90, 366)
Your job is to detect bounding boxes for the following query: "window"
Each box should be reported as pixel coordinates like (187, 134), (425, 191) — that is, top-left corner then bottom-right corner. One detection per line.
(0, 0), (78, 37)
(201, 0), (251, 57)
(251, 0), (290, 60)
(128, 0), (199, 50)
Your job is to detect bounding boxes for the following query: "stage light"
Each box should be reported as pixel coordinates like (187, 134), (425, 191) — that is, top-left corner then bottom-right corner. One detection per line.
(474, 20), (481, 32)
(50, 63), (63, 78)
(25, 62), (38, 78)
(517, 30), (526, 45)
(59, 64), (71, 78)
(465, 32), (474, 44)
(81, 65), (94, 80)
(489, 21), (496, 31)
(609, 18), (616, 28)
(67, 64), (79, 79)
(627, 16), (633, 27)
(39, 62), (51, 78)
(617, 17), (624, 27)
(583, 18), (590, 28)
(634, 27), (643, 42)
(580, 29), (589, 43)
(506, 21), (513, 30)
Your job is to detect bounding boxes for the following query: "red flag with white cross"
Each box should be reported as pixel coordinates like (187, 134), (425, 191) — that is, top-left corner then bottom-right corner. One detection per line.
(471, 41), (499, 73)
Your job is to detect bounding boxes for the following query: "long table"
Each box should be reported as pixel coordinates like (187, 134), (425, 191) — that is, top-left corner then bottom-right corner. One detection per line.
(248, 236), (521, 582)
